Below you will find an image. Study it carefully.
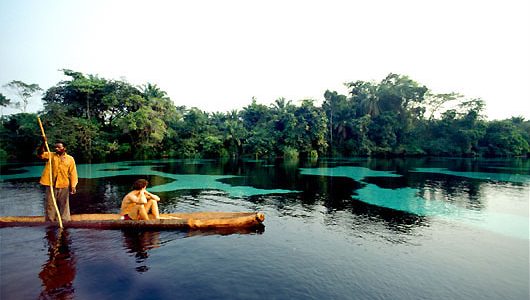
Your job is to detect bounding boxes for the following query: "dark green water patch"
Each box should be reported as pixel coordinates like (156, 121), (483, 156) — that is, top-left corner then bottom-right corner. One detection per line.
(0, 167), (30, 175)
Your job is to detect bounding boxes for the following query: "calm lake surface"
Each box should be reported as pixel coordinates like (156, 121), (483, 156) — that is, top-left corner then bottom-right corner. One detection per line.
(1, 158), (529, 299)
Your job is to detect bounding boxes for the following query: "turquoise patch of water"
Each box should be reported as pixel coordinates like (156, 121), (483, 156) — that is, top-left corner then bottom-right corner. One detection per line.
(354, 183), (458, 217)
(147, 174), (297, 197)
(299, 166), (402, 181)
(354, 184), (529, 240)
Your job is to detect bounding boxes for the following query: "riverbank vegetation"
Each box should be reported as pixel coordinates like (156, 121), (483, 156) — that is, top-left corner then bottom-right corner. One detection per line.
(1, 70), (529, 162)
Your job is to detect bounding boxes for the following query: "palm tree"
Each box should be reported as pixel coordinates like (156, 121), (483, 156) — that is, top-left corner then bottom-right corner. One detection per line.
(271, 97), (294, 113)
(359, 94), (381, 117)
(142, 83), (168, 100)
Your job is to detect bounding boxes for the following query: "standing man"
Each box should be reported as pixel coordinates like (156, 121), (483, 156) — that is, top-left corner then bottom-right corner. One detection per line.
(37, 138), (78, 222)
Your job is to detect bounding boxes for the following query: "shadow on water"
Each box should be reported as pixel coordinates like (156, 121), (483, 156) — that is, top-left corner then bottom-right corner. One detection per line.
(39, 227), (76, 300)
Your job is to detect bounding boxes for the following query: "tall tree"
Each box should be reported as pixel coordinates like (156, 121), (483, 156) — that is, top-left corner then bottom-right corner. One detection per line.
(240, 98), (271, 130)
(0, 93), (10, 107)
(293, 99), (328, 157)
(347, 80), (379, 117)
(240, 99), (276, 158)
(223, 110), (247, 157)
(0, 93), (10, 120)
(480, 119), (529, 156)
(270, 98), (298, 155)
(322, 90), (349, 155)
(115, 105), (168, 159)
(2, 80), (42, 112)
(377, 73), (428, 114)
(423, 92), (462, 121)
(44, 70), (109, 121)
(0, 113), (41, 161)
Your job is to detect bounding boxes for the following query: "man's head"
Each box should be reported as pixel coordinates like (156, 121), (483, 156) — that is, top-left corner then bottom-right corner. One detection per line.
(54, 141), (66, 155)
(133, 179), (149, 190)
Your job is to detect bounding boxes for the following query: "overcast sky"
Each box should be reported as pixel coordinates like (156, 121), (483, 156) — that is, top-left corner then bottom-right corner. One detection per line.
(1, 0), (529, 119)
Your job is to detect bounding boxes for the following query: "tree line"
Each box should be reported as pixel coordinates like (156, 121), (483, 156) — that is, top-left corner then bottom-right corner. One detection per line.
(1, 70), (529, 162)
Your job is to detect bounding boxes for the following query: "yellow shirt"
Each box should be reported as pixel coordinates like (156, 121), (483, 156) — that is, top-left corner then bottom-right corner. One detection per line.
(38, 152), (78, 189)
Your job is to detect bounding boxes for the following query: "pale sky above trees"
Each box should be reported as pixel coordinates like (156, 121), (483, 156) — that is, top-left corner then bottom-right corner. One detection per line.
(1, 0), (529, 120)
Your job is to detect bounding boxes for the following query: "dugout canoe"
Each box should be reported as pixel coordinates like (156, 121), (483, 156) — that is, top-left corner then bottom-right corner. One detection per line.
(0, 212), (265, 230)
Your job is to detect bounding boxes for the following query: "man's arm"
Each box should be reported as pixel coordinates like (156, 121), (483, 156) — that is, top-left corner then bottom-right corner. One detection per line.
(36, 137), (48, 159)
(138, 189), (149, 203)
(69, 158), (78, 194)
(144, 190), (160, 201)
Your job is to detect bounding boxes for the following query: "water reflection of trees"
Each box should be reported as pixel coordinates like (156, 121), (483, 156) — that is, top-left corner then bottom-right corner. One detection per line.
(416, 176), (484, 211)
(39, 228), (76, 299)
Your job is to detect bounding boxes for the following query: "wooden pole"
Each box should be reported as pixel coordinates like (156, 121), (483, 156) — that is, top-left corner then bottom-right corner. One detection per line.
(37, 117), (63, 228)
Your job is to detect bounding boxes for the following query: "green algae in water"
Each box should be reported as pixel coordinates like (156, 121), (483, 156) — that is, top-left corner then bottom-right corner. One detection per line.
(299, 166), (402, 182)
(355, 183), (529, 240)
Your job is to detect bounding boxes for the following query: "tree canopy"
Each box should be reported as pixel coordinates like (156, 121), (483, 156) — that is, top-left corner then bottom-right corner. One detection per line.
(1, 71), (528, 162)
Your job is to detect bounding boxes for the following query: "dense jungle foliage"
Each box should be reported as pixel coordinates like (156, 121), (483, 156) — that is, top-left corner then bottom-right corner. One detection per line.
(1, 70), (529, 162)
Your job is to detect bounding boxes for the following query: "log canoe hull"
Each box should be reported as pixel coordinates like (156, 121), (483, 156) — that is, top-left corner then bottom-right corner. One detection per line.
(0, 212), (265, 230)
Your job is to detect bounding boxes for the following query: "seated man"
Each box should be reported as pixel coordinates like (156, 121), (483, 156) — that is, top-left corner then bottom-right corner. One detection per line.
(120, 179), (161, 220)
